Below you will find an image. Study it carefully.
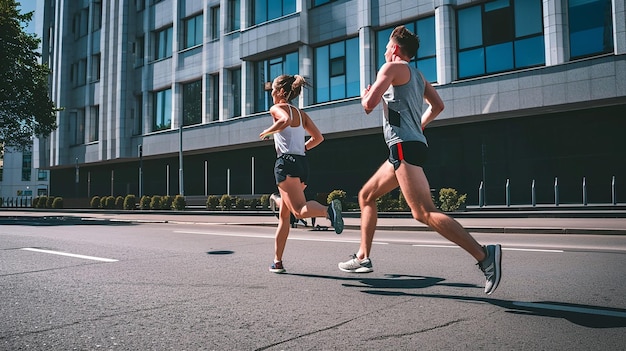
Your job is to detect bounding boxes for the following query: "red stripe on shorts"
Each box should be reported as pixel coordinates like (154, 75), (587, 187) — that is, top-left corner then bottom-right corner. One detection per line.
(397, 142), (404, 161)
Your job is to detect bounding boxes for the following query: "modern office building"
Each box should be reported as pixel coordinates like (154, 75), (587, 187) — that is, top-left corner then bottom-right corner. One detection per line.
(38, 0), (625, 207)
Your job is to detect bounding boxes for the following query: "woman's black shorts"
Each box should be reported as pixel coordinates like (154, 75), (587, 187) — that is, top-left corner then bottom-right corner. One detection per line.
(274, 154), (309, 184)
(388, 141), (428, 170)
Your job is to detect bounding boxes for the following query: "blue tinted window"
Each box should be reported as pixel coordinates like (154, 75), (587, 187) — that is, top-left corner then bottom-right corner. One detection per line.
(568, 0), (613, 58)
(486, 42), (513, 73)
(459, 48), (485, 78)
(515, 0), (542, 36)
(315, 38), (359, 103)
(457, 0), (544, 79)
(254, 0), (297, 25)
(458, 6), (482, 49)
(514, 36), (545, 67)
(417, 17), (436, 57)
(418, 57), (437, 83)
(346, 38), (360, 97)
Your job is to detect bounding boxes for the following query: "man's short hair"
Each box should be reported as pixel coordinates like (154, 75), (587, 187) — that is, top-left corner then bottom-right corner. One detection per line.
(390, 25), (420, 59)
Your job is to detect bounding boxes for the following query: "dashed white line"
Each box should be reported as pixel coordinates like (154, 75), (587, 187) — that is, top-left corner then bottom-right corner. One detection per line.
(412, 245), (563, 253)
(173, 230), (386, 245)
(20, 248), (118, 262)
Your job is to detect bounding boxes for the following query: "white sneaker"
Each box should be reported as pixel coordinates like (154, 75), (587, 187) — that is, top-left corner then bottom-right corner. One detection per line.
(338, 254), (373, 273)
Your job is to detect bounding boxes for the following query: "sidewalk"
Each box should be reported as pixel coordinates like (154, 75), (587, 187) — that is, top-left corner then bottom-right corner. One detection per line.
(2, 208), (626, 235)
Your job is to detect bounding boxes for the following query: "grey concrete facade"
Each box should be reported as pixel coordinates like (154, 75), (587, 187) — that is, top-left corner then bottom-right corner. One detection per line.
(39, 0), (626, 201)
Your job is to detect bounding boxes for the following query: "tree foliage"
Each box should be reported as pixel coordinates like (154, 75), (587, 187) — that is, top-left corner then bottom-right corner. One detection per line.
(0, 0), (58, 152)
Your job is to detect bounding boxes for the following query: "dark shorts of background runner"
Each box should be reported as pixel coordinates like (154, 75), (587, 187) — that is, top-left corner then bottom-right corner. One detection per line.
(274, 154), (309, 184)
(388, 141), (428, 170)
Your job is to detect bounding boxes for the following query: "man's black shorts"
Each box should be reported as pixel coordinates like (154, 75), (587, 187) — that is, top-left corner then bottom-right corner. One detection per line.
(274, 154), (309, 184)
(388, 141), (428, 170)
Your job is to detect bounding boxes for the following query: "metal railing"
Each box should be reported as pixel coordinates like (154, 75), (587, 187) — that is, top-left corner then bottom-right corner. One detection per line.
(478, 176), (618, 207)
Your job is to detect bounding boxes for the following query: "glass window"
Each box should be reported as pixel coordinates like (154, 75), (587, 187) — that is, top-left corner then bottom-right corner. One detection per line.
(253, 0), (296, 25)
(229, 69), (241, 117)
(38, 169), (48, 181)
(153, 89), (172, 131)
(210, 74), (220, 121)
(155, 26), (173, 60)
(315, 37), (359, 103)
(568, 0), (613, 59)
(92, 1), (102, 31)
(21, 151), (32, 181)
(211, 6), (220, 40)
(313, 0), (334, 6)
(182, 80), (202, 126)
(254, 52), (299, 112)
(135, 36), (145, 67)
(184, 14), (203, 49)
(376, 16), (437, 83)
(89, 106), (99, 142)
(69, 111), (85, 145)
(91, 54), (100, 81)
(228, 0), (240, 31)
(457, 0), (544, 79)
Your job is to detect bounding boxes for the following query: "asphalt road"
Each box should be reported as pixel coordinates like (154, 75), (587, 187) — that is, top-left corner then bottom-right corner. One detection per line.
(1, 217), (625, 350)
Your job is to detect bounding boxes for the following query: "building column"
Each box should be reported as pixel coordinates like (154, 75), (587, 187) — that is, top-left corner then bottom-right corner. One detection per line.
(613, 0), (626, 55)
(358, 0), (374, 89)
(435, 3), (456, 85)
(543, 0), (568, 65)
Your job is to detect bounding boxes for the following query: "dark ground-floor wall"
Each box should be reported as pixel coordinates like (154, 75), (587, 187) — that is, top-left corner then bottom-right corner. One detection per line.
(51, 104), (626, 207)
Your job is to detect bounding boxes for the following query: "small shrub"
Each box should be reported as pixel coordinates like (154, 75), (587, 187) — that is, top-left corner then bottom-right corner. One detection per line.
(32, 197), (40, 208)
(249, 198), (259, 210)
(51, 197), (63, 209)
(37, 196), (47, 208)
(259, 194), (269, 209)
(105, 196), (116, 209)
(235, 197), (246, 209)
(376, 193), (397, 212)
(161, 195), (173, 210)
(150, 195), (162, 210)
(46, 196), (55, 209)
(219, 194), (231, 211)
(139, 195), (151, 210)
(398, 192), (409, 211)
(206, 195), (219, 210)
(327, 190), (347, 207)
(100, 196), (107, 209)
(123, 195), (137, 210)
(115, 196), (124, 209)
(438, 188), (467, 212)
(172, 195), (186, 210)
(90, 196), (101, 209)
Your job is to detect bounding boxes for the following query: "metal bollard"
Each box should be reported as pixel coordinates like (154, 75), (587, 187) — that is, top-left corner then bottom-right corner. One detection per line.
(554, 177), (559, 206)
(530, 179), (537, 207)
(479, 181), (484, 207)
(582, 177), (587, 206)
(505, 179), (510, 207)
(612, 176), (617, 205)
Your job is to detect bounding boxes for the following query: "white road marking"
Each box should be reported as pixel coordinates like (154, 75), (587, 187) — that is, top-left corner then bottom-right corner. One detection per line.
(412, 245), (563, 253)
(512, 301), (626, 318)
(503, 247), (564, 253)
(20, 248), (118, 262)
(173, 230), (386, 245)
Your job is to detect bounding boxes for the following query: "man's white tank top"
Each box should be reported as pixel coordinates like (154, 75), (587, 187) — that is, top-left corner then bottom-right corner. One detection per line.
(274, 104), (306, 156)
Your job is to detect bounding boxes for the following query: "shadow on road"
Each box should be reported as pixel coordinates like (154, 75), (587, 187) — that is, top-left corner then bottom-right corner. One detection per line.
(288, 273), (626, 329)
(365, 290), (626, 329)
(0, 216), (135, 226)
